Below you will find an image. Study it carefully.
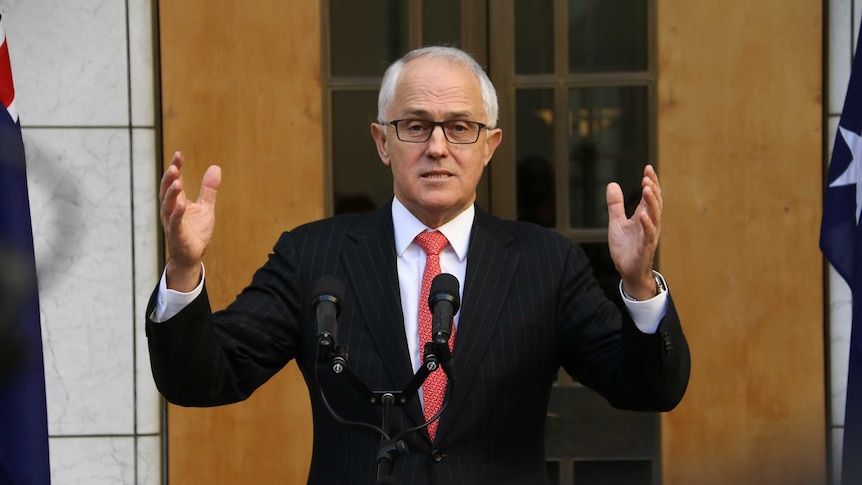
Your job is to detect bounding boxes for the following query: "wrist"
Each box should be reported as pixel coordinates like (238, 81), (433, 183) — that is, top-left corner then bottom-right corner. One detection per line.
(165, 259), (203, 292)
(622, 271), (665, 301)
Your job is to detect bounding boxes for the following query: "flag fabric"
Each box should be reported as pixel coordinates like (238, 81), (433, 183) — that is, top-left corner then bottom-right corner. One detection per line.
(0, 13), (51, 485)
(821, 21), (862, 485)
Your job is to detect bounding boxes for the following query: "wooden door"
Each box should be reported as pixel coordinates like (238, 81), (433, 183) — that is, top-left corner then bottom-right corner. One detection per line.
(158, 1), (322, 482)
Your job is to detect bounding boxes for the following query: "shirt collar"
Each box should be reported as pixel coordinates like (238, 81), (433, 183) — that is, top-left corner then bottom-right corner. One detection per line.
(392, 197), (474, 261)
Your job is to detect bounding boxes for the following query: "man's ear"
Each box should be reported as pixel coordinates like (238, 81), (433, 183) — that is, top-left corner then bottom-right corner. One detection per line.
(482, 127), (503, 167)
(371, 123), (392, 166)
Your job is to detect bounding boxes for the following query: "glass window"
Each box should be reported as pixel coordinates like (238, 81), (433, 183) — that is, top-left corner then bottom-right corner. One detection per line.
(515, 89), (556, 227)
(332, 90), (389, 214)
(422, 0), (462, 47)
(568, 0), (648, 73)
(514, 0), (554, 74)
(330, 0), (409, 77)
(568, 86), (648, 228)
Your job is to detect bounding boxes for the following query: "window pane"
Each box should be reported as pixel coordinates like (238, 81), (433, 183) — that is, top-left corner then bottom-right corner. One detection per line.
(330, 0), (409, 77)
(423, 0), (462, 47)
(546, 379), (657, 458)
(545, 460), (561, 485)
(332, 90), (390, 214)
(574, 460), (653, 485)
(515, 0), (554, 74)
(515, 89), (556, 228)
(568, 0), (648, 73)
(568, 86), (648, 228)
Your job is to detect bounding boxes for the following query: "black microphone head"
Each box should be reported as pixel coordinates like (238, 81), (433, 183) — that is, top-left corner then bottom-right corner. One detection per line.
(312, 275), (344, 316)
(428, 273), (460, 314)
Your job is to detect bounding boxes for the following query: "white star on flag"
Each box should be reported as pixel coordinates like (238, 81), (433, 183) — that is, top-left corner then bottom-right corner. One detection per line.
(831, 125), (862, 224)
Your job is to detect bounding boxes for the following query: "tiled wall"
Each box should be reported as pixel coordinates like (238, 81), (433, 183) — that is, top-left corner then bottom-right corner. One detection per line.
(828, 1), (858, 484)
(0, 0), (161, 482)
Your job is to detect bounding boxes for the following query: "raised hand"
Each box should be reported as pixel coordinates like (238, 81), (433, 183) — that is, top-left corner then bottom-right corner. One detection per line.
(159, 151), (222, 291)
(606, 165), (662, 300)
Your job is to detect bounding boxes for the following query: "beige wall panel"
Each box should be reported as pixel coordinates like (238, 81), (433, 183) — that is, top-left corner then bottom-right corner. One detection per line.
(159, 1), (322, 483)
(657, 1), (826, 483)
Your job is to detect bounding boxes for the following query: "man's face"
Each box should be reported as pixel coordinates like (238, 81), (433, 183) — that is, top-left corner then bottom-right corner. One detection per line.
(371, 57), (502, 228)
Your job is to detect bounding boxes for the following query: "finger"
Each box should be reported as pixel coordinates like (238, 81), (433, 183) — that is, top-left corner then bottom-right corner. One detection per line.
(639, 208), (659, 248)
(161, 179), (186, 231)
(641, 185), (662, 231)
(171, 151), (184, 171)
(158, 163), (178, 202)
(167, 195), (187, 238)
(643, 164), (662, 211)
(159, 152), (183, 201)
(606, 182), (626, 223)
(165, 199), (190, 264)
(198, 165), (222, 208)
(644, 164), (658, 183)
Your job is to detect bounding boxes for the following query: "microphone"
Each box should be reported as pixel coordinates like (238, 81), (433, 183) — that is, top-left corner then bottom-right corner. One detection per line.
(312, 275), (344, 342)
(428, 273), (460, 346)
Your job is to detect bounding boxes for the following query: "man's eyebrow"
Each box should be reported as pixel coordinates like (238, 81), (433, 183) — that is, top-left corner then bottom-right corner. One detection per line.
(403, 108), (475, 119)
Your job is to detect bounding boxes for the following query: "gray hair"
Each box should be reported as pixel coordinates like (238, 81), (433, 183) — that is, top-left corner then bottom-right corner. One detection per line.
(377, 46), (499, 129)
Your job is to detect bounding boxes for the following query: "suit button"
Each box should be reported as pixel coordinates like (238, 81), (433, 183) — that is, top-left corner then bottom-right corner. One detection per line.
(431, 449), (443, 463)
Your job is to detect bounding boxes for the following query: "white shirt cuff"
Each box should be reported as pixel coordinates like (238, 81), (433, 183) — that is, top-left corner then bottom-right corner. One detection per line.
(618, 271), (668, 335)
(150, 263), (205, 323)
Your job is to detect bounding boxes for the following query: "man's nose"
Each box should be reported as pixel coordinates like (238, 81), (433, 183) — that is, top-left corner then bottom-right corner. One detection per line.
(426, 125), (449, 155)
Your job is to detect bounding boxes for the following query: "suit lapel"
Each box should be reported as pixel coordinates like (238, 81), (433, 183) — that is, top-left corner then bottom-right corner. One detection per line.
(436, 208), (518, 440)
(341, 204), (426, 426)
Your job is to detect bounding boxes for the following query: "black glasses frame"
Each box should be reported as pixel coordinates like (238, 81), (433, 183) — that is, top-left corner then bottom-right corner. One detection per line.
(387, 119), (488, 144)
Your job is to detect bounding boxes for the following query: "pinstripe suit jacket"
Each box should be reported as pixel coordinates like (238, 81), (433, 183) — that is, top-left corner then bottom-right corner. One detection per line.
(146, 202), (690, 484)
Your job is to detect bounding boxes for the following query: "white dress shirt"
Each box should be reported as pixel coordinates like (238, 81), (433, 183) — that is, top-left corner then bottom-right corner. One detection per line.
(391, 198), (472, 373)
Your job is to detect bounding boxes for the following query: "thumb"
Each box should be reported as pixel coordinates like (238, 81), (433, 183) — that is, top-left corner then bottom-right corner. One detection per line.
(198, 165), (222, 207)
(606, 182), (625, 223)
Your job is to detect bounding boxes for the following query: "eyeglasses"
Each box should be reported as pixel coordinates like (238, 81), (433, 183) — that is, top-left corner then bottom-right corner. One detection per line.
(387, 119), (487, 144)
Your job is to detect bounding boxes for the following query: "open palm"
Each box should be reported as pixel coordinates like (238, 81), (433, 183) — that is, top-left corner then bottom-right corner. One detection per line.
(606, 165), (662, 298)
(159, 152), (222, 270)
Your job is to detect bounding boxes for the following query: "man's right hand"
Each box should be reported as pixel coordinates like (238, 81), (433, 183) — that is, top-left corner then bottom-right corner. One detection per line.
(159, 151), (222, 292)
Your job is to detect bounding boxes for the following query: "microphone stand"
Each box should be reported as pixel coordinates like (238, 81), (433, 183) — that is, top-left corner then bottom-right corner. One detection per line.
(315, 331), (454, 485)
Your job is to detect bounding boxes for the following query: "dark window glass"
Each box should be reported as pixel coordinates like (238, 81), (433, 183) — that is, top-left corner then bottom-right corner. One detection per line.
(568, 0), (648, 73)
(332, 90), (390, 214)
(546, 460), (561, 484)
(546, 384), (656, 458)
(514, 0), (554, 74)
(515, 89), (556, 227)
(423, 0), (462, 47)
(573, 460), (653, 485)
(330, 0), (409, 77)
(568, 86), (648, 228)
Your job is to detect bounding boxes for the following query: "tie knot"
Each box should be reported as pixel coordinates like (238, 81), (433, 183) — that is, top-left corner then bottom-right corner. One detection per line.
(415, 230), (449, 255)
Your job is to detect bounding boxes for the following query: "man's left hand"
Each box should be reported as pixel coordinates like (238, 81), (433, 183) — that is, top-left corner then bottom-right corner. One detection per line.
(606, 164), (662, 300)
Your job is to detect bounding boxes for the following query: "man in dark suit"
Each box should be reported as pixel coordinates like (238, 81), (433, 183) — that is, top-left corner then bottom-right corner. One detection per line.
(147, 46), (690, 484)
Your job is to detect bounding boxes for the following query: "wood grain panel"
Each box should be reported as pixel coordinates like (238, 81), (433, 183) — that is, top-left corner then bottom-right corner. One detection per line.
(657, 1), (826, 483)
(158, 1), (322, 482)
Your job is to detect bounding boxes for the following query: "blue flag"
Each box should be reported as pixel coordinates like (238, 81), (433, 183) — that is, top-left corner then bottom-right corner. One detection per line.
(0, 13), (51, 485)
(821, 21), (862, 485)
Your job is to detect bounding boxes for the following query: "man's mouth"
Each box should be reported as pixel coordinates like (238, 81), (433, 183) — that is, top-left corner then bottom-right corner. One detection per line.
(422, 172), (452, 179)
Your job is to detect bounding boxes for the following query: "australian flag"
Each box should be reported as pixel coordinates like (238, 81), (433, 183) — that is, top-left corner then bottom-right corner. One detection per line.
(821, 21), (862, 485)
(0, 13), (51, 485)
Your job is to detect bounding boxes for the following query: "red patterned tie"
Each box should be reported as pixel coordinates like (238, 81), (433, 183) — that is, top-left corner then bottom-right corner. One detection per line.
(414, 230), (454, 441)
